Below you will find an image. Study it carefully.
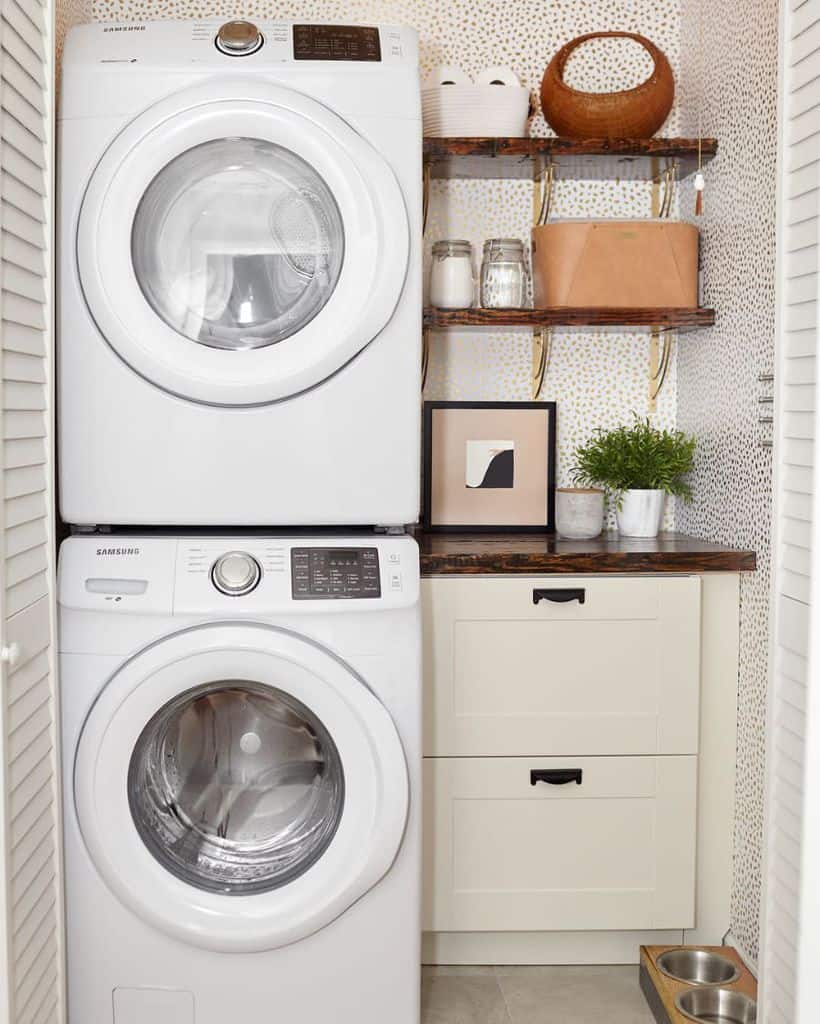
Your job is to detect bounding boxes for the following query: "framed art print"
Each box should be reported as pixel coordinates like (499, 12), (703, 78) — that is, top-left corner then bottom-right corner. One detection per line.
(423, 401), (557, 532)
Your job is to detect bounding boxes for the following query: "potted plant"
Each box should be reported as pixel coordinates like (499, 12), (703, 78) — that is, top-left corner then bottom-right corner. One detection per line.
(572, 417), (696, 538)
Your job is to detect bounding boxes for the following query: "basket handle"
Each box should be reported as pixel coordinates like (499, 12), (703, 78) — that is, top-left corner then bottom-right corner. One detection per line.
(554, 31), (663, 84)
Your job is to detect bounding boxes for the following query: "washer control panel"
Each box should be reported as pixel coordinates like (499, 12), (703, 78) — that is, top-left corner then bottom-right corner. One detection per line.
(291, 547), (380, 600)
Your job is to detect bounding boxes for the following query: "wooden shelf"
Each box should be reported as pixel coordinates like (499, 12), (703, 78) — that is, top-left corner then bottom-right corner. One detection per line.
(424, 136), (718, 180)
(423, 306), (716, 333)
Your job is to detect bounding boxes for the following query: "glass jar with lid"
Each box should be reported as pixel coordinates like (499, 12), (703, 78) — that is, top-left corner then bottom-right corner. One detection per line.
(480, 238), (528, 309)
(429, 239), (475, 309)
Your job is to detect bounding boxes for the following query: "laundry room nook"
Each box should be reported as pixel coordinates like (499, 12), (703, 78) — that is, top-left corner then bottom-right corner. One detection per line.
(0, 0), (815, 1022)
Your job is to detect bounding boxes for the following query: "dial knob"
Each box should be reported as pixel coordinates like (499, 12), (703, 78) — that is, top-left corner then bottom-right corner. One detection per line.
(211, 552), (261, 596)
(216, 21), (263, 55)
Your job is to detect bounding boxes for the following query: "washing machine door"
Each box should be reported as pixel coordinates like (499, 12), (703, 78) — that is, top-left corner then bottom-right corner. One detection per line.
(74, 624), (408, 952)
(77, 80), (410, 406)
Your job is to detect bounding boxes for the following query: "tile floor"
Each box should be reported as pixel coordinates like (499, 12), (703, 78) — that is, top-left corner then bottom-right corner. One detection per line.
(422, 966), (655, 1024)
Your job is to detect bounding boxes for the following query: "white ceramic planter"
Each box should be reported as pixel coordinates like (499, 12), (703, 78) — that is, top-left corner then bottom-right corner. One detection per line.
(616, 489), (666, 538)
(556, 488), (605, 540)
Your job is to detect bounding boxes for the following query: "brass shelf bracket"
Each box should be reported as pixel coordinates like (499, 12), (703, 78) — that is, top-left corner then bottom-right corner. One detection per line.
(421, 327), (430, 392)
(534, 160), (556, 226)
(532, 327), (552, 399)
(649, 329), (674, 408)
(422, 161), (431, 234)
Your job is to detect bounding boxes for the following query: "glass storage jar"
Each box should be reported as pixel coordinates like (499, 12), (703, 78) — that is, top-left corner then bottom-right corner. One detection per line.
(429, 239), (475, 309)
(480, 238), (528, 308)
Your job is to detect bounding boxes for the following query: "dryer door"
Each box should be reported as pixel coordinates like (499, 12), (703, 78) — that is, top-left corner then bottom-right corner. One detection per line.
(77, 80), (410, 406)
(74, 624), (408, 952)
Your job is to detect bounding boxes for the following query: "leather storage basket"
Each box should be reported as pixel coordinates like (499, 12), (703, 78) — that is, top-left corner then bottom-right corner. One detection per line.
(531, 220), (699, 308)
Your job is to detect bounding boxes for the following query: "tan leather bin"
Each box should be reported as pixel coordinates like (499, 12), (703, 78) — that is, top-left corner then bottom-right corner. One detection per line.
(531, 220), (699, 308)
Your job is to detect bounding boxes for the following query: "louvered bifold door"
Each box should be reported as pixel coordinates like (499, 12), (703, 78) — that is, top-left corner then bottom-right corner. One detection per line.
(0, 0), (62, 1021)
(760, 2), (820, 1022)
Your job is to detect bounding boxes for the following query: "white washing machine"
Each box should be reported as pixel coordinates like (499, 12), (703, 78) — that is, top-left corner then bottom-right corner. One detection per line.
(59, 534), (421, 1024)
(58, 21), (421, 527)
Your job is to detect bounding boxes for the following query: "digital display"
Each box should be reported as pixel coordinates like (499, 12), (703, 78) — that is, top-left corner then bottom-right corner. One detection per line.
(293, 24), (382, 62)
(328, 551), (361, 567)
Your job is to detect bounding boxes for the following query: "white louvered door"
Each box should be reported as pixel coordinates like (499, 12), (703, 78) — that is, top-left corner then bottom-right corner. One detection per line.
(0, 0), (62, 1021)
(760, 2), (820, 1021)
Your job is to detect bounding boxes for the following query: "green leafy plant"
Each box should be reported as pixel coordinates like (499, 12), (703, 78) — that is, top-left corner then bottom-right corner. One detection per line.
(572, 416), (696, 503)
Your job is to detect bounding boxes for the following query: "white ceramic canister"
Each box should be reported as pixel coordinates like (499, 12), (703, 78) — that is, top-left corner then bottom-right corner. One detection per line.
(555, 488), (605, 540)
(616, 489), (666, 538)
(429, 239), (475, 309)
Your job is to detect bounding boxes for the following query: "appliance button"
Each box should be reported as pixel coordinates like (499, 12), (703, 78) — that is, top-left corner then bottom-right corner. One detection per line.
(387, 551), (401, 564)
(216, 20), (264, 55)
(389, 571), (402, 591)
(211, 552), (262, 596)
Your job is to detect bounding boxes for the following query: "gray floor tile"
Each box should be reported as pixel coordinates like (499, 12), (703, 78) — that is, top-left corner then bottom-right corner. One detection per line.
(495, 965), (654, 1024)
(421, 974), (512, 1024)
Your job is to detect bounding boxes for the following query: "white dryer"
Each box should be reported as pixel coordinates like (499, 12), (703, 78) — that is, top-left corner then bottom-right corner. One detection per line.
(59, 533), (421, 1024)
(58, 21), (421, 527)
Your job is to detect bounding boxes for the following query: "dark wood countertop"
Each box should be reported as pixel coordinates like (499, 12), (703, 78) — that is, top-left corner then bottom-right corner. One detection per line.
(415, 531), (757, 576)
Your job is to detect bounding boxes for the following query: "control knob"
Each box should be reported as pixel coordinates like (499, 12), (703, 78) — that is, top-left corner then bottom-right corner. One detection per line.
(216, 21), (263, 56)
(211, 552), (262, 596)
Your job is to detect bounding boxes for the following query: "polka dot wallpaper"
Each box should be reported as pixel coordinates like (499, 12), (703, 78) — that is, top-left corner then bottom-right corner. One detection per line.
(678, 0), (779, 966)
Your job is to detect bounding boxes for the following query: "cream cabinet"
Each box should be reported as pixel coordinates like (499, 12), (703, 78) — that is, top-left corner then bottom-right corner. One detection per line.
(422, 574), (703, 943)
(424, 755), (697, 932)
(423, 575), (702, 756)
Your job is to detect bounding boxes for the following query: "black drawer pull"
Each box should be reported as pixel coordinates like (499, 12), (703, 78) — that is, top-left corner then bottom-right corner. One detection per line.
(530, 768), (583, 787)
(532, 588), (586, 606)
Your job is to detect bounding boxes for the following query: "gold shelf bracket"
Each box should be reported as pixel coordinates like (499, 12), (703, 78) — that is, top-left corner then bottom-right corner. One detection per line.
(421, 327), (430, 392)
(533, 160), (556, 227)
(532, 327), (552, 399)
(422, 161), (431, 235)
(648, 329), (674, 409)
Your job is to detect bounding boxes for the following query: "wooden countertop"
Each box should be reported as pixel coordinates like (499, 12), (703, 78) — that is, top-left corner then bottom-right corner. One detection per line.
(415, 531), (757, 576)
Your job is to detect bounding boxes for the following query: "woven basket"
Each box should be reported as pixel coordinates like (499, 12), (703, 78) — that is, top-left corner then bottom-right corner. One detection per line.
(540, 32), (675, 138)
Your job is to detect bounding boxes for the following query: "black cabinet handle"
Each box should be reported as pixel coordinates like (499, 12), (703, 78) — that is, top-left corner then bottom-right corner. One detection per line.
(532, 588), (586, 606)
(530, 768), (583, 786)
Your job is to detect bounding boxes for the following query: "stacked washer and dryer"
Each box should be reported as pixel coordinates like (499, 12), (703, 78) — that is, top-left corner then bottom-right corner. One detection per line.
(57, 19), (423, 1024)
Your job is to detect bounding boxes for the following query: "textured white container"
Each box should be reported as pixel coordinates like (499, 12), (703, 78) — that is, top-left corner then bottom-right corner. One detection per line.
(555, 488), (604, 540)
(421, 84), (531, 137)
(617, 489), (666, 538)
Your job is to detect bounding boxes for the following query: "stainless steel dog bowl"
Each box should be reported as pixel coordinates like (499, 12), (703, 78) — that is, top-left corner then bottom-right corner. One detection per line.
(675, 987), (757, 1023)
(657, 949), (740, 986)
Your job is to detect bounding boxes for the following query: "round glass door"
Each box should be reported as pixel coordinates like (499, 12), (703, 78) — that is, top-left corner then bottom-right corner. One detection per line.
(128, 680), (344, 895)
(131, 139), (344, 350)
(73, 624), (408, 952)
(77, 81), (409, 406)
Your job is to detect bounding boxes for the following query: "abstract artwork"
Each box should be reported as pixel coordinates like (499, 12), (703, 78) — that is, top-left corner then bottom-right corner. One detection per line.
(423, 402), (556, 531)
(465, 440), (515, 489)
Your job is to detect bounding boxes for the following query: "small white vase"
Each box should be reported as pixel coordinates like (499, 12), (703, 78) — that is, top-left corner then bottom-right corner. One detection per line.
(556, 488), (604, 539)
(617, 489), (666, 538)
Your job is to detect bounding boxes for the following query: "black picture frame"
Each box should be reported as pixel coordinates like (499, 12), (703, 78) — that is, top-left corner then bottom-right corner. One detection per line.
(422, 401), (557, 533)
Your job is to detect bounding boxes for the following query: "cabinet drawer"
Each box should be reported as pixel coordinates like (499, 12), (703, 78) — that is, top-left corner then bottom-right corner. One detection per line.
(422, 755), (697, 933)
(423, 576), (701, 756)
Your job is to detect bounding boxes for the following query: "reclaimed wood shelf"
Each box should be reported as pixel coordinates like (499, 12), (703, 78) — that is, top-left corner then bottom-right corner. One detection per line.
(423, 306), (716, 333)
(424, 136), (718, 180)
(414, 530), (757, 577)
